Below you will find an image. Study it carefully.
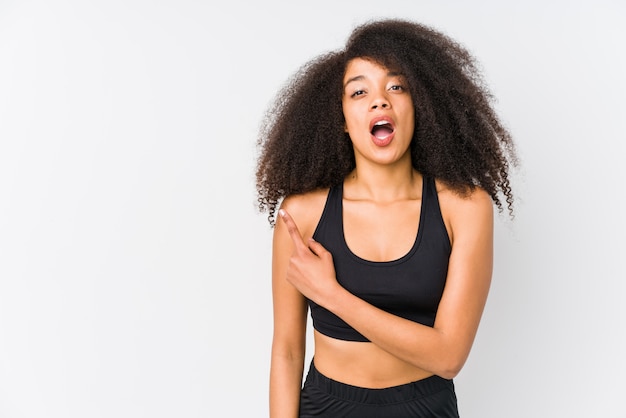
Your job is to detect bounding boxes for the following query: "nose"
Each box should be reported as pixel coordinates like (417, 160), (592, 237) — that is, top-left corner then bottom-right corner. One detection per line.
(370, 93), (390, 110)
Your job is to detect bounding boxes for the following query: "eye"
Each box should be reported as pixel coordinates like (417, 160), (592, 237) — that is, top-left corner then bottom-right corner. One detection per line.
(389, 84), (405, 92)
(350, 89), (366, 98)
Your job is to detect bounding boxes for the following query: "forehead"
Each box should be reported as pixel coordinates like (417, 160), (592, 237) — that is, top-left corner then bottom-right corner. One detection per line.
(343, 57), (400, 82)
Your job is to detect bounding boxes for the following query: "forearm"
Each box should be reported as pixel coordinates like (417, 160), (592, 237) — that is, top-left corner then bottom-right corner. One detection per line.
(325, 288), (469, 379)
(269, 352), (305, 418)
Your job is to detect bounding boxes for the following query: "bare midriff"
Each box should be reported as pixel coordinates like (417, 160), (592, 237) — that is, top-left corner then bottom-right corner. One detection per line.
(312, 330), (433, 388)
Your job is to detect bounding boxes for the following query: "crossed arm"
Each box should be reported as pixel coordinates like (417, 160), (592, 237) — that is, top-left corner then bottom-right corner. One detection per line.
(269, 188), (494, 417)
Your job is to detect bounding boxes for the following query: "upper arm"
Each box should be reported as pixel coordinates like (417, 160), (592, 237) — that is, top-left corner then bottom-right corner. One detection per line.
(270, 191), (329, 358)
(271, 200), (308, 357)
(433, 187), (494, 364)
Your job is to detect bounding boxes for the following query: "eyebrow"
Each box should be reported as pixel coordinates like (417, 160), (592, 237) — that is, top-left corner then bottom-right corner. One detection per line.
(343, 71), (403, 89)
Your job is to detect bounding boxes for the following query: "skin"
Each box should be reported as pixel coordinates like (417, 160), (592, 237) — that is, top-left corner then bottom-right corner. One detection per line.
(269, 58), (494, 418)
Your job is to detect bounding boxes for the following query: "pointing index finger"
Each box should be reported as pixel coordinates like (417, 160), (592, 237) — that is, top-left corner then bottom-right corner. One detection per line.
(279, 209), (307, 250)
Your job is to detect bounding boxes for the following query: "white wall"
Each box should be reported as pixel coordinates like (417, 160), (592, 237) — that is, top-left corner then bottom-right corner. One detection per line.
(0, 1), (624, 417)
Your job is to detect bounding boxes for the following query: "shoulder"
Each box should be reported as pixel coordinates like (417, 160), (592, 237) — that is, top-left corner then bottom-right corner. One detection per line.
(278, 187), (331, 239)
(434, 180), (493, 246)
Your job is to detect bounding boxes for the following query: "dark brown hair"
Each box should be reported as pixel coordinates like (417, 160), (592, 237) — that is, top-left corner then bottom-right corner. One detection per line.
(256, 19), (518, 225)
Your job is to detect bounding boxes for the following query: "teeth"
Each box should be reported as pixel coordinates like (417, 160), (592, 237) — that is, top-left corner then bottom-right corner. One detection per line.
(375, 120), (389, 126)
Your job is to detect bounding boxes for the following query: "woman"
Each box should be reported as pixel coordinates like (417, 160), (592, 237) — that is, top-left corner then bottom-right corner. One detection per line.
(256, 18), (517, 417)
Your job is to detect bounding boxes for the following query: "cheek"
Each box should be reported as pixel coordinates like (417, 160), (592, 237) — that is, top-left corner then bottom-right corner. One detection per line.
(343, 118), (364, 137)
(402, 104), (416, 133)
(342, 108), (358, 133)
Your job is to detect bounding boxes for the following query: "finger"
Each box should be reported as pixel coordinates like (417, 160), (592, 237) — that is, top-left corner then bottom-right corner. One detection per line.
(278, 209), (307, 250)
(307, 238), (330, 258)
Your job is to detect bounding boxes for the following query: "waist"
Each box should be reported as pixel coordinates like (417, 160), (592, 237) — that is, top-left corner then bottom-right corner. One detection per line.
(305, 358), (454, 405)
(313, 330), (434, 388)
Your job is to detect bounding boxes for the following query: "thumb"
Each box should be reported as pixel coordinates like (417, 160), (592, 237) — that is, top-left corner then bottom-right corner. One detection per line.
(307, 238), (330, 258)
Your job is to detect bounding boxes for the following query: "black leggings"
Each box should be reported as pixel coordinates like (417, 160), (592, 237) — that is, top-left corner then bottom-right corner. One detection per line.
(299, 360), (459, 417)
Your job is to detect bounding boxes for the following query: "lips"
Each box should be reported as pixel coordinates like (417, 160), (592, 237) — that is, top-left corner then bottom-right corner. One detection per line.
(369, 117), (395, 147)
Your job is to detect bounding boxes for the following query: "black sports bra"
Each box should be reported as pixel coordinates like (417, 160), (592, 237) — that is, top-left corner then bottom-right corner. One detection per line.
(309, 176), (451, 342)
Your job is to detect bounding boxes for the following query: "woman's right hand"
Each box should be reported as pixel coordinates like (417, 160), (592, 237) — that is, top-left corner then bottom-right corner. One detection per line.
(278, 209), (341, 307)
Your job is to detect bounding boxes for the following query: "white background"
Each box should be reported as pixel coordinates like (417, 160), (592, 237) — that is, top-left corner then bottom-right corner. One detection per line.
(1, 1), (625, 417)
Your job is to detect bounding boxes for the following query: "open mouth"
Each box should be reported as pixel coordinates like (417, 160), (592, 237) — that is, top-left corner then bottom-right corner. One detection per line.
(371, 120), (394, 139)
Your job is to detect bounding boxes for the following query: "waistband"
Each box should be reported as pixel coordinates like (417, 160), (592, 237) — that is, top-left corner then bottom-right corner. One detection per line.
(304, 359), (454, 405)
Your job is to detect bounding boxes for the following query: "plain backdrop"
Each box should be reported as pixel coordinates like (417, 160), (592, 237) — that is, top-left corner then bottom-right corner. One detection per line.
(1, 1), (625, 417)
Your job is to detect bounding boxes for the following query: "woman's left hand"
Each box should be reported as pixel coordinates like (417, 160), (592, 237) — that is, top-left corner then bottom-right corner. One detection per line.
(278, 209), (341, 305)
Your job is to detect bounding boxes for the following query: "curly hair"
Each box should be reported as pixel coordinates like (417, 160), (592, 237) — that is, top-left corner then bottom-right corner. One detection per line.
(255, 18), (518, 226)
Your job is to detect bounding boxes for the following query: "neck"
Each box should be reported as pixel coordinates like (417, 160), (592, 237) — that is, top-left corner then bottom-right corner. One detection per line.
(344, 160), (422, 202)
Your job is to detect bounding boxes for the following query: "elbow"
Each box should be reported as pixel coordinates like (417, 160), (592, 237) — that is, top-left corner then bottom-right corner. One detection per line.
(437, 365), (461, 380)
(433, 355), (466, 380)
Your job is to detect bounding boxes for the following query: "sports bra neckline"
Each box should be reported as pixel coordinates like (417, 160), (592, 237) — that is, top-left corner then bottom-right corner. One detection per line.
(337, 177), (427, 266)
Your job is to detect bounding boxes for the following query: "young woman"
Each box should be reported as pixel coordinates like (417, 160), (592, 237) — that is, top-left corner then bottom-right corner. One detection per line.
(256, 19), (518, 418)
